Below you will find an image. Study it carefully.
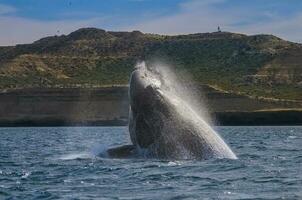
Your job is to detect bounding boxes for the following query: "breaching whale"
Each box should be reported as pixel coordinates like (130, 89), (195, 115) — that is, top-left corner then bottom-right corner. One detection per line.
(106, 63), (237, 160)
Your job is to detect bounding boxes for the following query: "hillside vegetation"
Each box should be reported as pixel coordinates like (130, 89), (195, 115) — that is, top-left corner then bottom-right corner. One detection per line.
(0, 28), (301, 100)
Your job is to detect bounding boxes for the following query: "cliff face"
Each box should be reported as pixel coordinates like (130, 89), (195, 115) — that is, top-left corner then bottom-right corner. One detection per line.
(0, 87), (129, 126)
(0, 28), (301, 101)
(0, 86), (300, 126)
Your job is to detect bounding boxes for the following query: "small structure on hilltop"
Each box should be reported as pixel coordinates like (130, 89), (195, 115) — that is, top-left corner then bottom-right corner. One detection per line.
(218, 26), (221, 32)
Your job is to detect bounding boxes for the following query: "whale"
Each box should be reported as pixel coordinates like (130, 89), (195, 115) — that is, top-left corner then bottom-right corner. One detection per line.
(106, 63), (237, 160)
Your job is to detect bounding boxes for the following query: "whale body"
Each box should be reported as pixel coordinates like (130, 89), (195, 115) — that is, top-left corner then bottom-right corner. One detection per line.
(106, 64), (237, 160)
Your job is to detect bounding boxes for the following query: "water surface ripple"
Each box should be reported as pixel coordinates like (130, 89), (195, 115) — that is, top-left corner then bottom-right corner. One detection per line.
(0, 126), (301, 199)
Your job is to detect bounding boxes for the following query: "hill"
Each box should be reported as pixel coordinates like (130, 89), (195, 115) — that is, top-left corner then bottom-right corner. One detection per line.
(0, 28), (301, 101)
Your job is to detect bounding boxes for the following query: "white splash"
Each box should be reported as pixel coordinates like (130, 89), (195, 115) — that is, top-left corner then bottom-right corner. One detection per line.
(134, 61), (237, 159)
(59, 153), (92, 160)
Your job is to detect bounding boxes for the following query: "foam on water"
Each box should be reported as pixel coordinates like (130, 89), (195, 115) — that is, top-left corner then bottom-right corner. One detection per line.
(59, 143), (113, 160)
(91, 144), (109, 157)
(59, 153), (92, 160)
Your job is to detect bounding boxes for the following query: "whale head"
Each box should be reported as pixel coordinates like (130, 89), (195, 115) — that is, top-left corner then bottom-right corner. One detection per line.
(128, 64), (168, 149)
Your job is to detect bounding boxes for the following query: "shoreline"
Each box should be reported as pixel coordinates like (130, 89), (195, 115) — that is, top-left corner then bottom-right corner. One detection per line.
(0, 110), (301, 127)
(0, 87), (301, 127)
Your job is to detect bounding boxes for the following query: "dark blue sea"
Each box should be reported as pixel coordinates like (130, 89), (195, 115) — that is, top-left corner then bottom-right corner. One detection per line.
(0, 126), (301, 199)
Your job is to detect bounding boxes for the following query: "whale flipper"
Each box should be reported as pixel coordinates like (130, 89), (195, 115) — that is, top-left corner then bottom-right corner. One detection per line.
(106, 145), (137, 158)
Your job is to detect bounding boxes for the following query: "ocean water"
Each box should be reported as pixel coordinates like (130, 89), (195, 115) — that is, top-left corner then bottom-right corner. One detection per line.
(0, 126), (301, 200)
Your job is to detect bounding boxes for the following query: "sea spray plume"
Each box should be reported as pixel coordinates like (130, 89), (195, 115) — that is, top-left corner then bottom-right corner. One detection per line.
(108, 61), (237, 159)
(145, 61), (213, 125)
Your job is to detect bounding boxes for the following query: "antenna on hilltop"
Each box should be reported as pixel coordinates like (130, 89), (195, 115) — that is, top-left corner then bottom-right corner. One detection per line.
(218, 26), (221, 32)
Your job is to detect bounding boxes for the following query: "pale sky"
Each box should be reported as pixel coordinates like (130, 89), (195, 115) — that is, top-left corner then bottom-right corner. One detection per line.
(0, 0), (301, 46)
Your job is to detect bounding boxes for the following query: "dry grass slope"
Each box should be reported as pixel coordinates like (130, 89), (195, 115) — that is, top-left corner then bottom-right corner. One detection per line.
(0, 28), (301, 101)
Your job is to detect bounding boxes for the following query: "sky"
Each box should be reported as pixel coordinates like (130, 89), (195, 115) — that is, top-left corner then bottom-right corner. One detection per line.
(0, 0), (301, 46)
